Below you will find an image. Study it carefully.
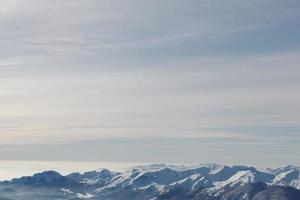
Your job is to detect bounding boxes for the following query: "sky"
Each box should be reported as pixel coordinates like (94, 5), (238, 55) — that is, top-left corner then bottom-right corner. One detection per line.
(0, 0), (300, 168)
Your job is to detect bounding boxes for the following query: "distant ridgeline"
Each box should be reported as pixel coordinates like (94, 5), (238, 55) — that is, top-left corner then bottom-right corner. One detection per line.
(0, 163), (299, 200)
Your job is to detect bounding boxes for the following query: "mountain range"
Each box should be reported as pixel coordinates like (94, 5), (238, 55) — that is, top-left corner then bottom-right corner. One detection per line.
(0, 163), (299, 200)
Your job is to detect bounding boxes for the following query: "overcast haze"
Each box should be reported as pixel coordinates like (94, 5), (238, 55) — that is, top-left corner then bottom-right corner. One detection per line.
(0, 0), (300, 167)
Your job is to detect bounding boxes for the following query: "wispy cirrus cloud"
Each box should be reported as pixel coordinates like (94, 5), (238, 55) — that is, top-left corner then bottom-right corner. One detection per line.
(0, 0), (299, 165)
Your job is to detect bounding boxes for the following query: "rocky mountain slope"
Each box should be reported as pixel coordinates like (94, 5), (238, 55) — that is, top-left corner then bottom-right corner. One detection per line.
(0, 163), (299, 200)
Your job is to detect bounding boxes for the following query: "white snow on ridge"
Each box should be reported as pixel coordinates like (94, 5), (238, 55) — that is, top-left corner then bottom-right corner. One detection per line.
(90, 163), (300, 196)
(3, 163), (300, 200)
(61, 188), (74, 194)
(76, 193), (94, 199)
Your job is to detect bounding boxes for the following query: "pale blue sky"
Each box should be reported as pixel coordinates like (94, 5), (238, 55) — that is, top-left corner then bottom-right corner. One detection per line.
(0, 0), (300, 167)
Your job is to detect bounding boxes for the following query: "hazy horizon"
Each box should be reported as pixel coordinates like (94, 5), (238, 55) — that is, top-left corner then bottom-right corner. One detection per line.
(0, 160), (298, 181)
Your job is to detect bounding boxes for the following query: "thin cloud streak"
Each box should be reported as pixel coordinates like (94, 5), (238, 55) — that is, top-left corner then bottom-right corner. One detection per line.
(0, 0), (299, 165)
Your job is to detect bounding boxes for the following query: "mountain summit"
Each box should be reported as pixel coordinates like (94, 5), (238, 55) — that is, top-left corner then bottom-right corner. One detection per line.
(0, 164), (299, 200)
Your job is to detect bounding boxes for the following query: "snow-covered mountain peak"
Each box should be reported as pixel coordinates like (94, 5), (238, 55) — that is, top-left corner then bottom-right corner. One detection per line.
(1, 163), (300, 200)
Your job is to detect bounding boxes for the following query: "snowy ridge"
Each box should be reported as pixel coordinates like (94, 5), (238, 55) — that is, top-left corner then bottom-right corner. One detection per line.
(0, 163), (299, 200)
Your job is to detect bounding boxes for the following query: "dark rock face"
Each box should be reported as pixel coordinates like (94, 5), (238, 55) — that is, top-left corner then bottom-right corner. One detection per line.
(252, 185), (300, 200)
(156, 182), (300, 200)
(217, 183), (300, 200)
(222, 182), (268, 200)
(9, 171), (79, 187)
